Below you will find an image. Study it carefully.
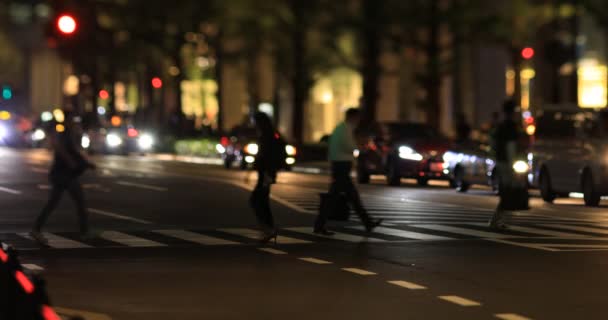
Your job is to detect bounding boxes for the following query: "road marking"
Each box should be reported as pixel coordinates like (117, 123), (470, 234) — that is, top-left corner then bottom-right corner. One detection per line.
(22, 264), (44, 271)
(495, 313), (532, 320)
(415, 224), (512, 239)
(286, 227), (386, 243)
(0, 186), (21, 195)
(116, 181), (168, 192)
(350, 226), (453, 241)
(342, 268), (377, 276)
(468, 223), (582, 238)
(154, 229), (240, 245)
(54, 307), (112, 320)
(438, 295), (482, 307)
(258, 247), (288, 255)
(89, 208), (153, 225)
(387, 280), (427, 290)
(219, 228), (312, 244)
(540, 224), (608, 235)
(485, 239), (558, 252)
(38, 184), (51, 190)
(299, 257), (333, 264)
(538, 244), (608, 249)
(19, 233), (91, 249)
(100, 231), (166, 247)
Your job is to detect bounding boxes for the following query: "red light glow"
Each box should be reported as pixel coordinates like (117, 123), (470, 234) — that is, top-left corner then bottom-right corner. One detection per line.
(57, 15), (77, 35)
(0, 249), (7, 263)
(525, 116), (535, 125)
(522, 47), (535, 60)
(128, 128), (139, 137)
(15, 271), (34, 294)
(220, 136), (229, 146)
(41, 305), (61, 320)
(151, 77), (163, 89)
(99, 90), (109, 100)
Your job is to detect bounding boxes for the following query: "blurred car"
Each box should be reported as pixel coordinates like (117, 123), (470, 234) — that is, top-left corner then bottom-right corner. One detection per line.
(356, 122), (451, 186)
(528, 109), (608, 207)
(82, 125), (156, 155)
(443, 142), (496, 192)
(217, 126), (297, 170)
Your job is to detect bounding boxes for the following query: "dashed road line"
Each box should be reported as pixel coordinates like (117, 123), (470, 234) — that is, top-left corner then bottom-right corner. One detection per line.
(258, 248), (288, 255)
(342, 268), (377, 276)
(22, 264), (44, 271)
(89, 208), (153, 225)
(116, 181), (168, 192)
(0, 186), (21, 195)
(298, 257), (333, 265)
(495, 313), (532, 320)
(100, 231), (166, 247)
(155, 229), (239, 245)
(438, 295), (482, 307)
(387, 280), (427, 290)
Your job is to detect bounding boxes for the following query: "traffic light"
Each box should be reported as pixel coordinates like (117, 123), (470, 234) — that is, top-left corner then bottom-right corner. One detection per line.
(56, 14), (77, 35)
(521, 47), (535, 60)
(98, 90), (109, 100)
(151, 77), (163, 89)
(1, 86), (12, 100)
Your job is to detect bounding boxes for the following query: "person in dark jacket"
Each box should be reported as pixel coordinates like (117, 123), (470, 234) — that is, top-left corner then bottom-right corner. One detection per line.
(250, 112), (282, 243)
(30, 111), (96, 245)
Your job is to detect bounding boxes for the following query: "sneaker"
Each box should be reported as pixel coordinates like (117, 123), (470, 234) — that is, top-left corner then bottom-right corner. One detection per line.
(365, 219), (383, 233)
(29, 231), (48, 246)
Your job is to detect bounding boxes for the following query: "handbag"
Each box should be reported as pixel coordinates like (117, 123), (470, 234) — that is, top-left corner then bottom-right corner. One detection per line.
(319, 193), (350, 221)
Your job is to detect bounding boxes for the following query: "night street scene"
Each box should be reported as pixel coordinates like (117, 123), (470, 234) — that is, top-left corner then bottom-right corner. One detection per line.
(4, 0), (608, 319)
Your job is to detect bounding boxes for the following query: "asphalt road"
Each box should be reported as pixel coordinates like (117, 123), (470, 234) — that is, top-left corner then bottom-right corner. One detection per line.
(2, 148), (608, 319)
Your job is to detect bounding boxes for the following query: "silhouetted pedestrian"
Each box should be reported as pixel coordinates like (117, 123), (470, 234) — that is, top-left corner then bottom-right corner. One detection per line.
(30, 111), (96, 245)
(249, 112), (286, 244)
(314, 108), (382, 235)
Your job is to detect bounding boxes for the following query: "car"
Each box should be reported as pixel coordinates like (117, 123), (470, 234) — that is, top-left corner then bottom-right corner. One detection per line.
(528, 109), (608, 207)
(443, 142), (496, 193)
(217, 126), (297, 170)
(356, 122), (451, 186)
(82, 125), (156, 155)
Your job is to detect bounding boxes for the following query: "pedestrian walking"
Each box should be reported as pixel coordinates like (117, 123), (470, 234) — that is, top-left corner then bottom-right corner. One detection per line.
(488, 100), (529, 229)
(314, 108), (382, 235)
(249, 112), (287, 244)
(30, 111), (97, 245)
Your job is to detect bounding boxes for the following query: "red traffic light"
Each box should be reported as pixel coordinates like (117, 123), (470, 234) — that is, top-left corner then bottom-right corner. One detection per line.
(57, 14), (77, 35)
(98, 90), (109, 100)
(521, 47), (534, 60)
(151, 77), (163, 89)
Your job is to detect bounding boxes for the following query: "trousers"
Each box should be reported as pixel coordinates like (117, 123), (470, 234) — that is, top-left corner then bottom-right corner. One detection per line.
(35, 175), (88, 234)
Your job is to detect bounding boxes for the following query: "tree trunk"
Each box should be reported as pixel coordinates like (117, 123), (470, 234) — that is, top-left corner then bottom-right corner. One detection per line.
(291, 0), (307, 145)
(425, 0), (441, 130)
(361, 0), (381, 125)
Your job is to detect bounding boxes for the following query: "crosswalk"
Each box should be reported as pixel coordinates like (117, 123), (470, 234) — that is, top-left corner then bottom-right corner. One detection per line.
(5, 223), (608, 252)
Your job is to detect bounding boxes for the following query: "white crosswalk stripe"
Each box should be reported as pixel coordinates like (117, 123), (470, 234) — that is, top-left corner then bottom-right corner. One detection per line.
(100, 231), (166, 247)
(286, 227), (386, 243)
(18, 232), (91, 249)
(219, 228), (312, 244)
(154, 229), (241, 245)
(349, 226), (454, 241)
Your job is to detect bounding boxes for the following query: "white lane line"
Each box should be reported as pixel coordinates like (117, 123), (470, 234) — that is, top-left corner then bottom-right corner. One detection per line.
(299, 257), (333, 264)
(219, 228), (312, 244)
(19, 233), (91, 249)
(22, 264), (44, 271)
(99, 231), (166, 247)
(0, 186), (21, 195)
(116, 181), (168, 192)
(286, 227), (386, 243)
(539, 244), (608, 249)
(495, 313), (532, 320)
(89, 208), (153, 225)
(350, 226), (454, 241)
(485, 239), (558, 252)
(53, 307), (112, 320)
(387, 280), (427, 290)
(438, 295), (482, 307)
(469, 223), (582, 238)
(258, 248), (288, 255)
(342, 268), (377, 276)
(540, 224), (608, 235)
(154, 229), (240, 245)
(415, 224), (512, 239)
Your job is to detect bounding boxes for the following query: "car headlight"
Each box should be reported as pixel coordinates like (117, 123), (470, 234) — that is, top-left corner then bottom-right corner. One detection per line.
(513, 160), (529, 174)
(286, 157), (296, 165)
(398, 145), (424, 161)
(32, 129), (46, 141)
(81, 135), (91, 149)
(353, 149), (360, 158)
(216, 144), (226, 154)
(106, 133), (123, 148)
(138, 134), (154, 150)
(245, 143), (259, 155)
(285, 144), (297, 156)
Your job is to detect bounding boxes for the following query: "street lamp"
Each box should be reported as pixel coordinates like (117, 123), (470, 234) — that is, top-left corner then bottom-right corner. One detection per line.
(57, 14), (77, 35)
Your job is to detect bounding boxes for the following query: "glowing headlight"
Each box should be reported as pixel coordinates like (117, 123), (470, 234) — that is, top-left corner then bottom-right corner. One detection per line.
(286, 157), (296, 165)
(106, 133), (123, 148)
(398, 145), (424, 161)
(216, 144), (226, 154)
(32, 129), (46, 141)
(513, 160), (529, 174)
(138, 134), (154, 150)
(0, 125), (8, 139)
(285, 145), (297, 156)
(245, 156), (256, 164)
(245, 143), (259, 155)
(81, 135), (91, 149)
(353, 149), (360, 158)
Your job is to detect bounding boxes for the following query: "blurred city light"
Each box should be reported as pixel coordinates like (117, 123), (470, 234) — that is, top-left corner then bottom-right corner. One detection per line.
(53, 109), (64, 123)
(57, 14), (77, 35)
(151, 77), (163, 89)
(99, 89), (109, 100)
(111, 116), (122, 127)
(32, 129), (46, 141)
(0, 111), (11, 120)
(97, 106), (106, 115)
(578, 59), (607, 109)
(1, 86), (12, 100)
(55, 124), (65, 132)
(41, 112), (53, 122)
(521, 47), (535, 60)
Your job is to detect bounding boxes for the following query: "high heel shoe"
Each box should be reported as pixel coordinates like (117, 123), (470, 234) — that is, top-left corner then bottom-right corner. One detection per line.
(259, 230), (278, 245)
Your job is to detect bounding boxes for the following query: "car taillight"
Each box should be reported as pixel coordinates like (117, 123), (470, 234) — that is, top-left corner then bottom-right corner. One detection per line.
(127, 128), (138, 137)
(220, 136), (229, 146)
